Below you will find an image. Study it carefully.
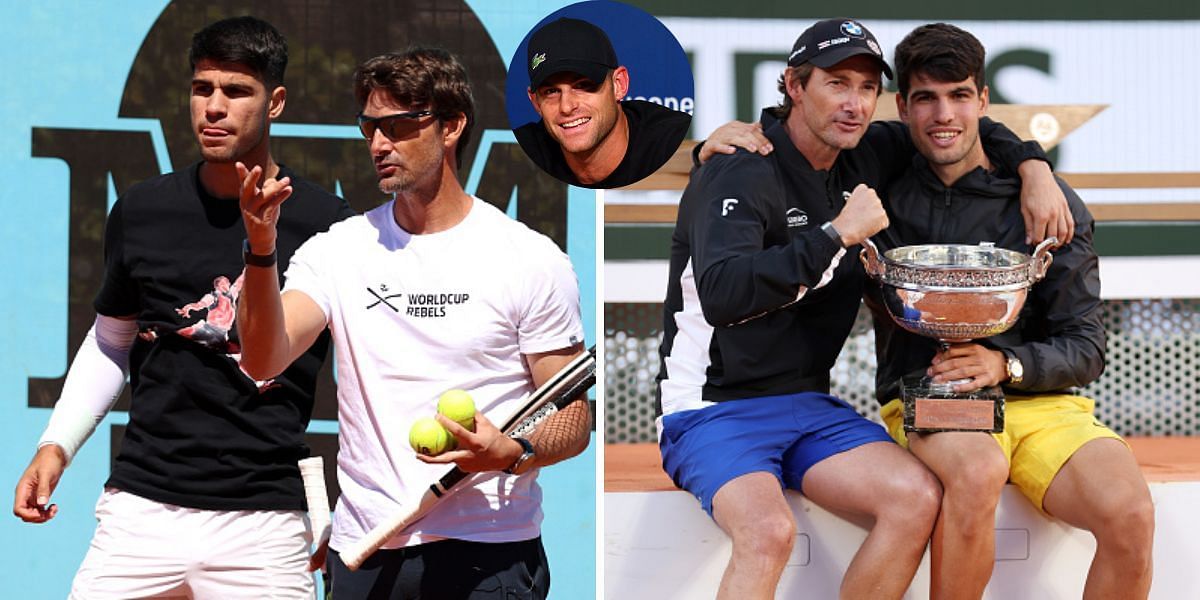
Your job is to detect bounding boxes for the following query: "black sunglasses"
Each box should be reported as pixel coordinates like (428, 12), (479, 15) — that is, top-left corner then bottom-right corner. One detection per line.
(356, 110), (434, 140)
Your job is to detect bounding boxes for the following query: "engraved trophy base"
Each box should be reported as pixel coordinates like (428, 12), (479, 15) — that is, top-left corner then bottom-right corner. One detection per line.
(900, 375), (1005, 433)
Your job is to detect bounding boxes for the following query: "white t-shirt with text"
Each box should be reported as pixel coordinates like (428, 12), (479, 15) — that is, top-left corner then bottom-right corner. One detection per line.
(283, 196), (584, 550)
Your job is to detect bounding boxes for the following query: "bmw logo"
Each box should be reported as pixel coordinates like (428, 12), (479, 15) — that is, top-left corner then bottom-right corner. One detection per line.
(841, 21), (864, 38)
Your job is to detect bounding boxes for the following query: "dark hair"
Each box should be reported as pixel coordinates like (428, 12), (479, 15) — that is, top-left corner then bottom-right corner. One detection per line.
(189, 16), (288, 88)
(773, 57), (885, 120)
(353, 47), (476, 169)
(894, 23), (986, 99)
(773, 64), (815, 120)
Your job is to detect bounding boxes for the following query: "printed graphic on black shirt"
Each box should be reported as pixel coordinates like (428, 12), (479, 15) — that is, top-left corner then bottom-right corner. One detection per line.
(174, 272), (244, 352)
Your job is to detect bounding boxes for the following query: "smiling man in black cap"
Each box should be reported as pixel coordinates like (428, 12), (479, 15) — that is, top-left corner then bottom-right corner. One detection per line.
(655, 17), (1065, 599)
(514, 16), (690, 189)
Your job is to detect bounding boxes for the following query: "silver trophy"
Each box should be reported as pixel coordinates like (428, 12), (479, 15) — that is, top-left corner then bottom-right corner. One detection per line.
(860, 238), (1057, 432)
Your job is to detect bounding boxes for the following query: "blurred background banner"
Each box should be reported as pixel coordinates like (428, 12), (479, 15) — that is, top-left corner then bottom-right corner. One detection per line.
(620, 3), (1200, 202)
(0, 1), (595, 597)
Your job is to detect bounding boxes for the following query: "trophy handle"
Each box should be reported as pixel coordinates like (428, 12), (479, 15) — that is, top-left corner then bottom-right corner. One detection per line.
(860, 238), (885, 279)
(1030, 237), (1059, 281)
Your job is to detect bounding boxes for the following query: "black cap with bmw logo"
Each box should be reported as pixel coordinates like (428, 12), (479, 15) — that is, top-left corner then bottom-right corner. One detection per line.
(787, 18), (893, 79)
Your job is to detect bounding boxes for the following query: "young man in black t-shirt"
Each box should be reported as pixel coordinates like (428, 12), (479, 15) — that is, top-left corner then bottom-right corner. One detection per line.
(513, 16), (690, 189)
(12, 16), (352, 598)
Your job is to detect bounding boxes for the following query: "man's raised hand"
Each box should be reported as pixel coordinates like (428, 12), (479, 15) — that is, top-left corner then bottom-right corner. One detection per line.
(236, 162), (292, 254)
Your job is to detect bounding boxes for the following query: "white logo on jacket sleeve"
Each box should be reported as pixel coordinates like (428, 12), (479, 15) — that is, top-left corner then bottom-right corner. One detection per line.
(786, 208), (809, 228)
(722, 198), (739, 217)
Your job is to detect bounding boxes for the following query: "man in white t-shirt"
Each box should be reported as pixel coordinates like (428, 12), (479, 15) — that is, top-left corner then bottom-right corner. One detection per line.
(234, 47), (591, 599)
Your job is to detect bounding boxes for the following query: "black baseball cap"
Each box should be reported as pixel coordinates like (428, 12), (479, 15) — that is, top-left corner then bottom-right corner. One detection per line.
(787, 18), (893, 79)
(526, 17), (619, 90)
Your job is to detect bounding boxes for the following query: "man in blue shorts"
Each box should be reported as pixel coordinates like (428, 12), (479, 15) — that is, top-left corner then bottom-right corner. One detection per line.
(657, 18), (1069, 599)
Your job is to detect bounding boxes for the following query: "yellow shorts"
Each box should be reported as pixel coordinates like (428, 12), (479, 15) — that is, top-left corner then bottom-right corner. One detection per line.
(880, 394), (1125, 511)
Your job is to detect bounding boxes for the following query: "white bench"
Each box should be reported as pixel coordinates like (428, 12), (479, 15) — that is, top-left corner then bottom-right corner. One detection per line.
(604, 441), (1200, 599)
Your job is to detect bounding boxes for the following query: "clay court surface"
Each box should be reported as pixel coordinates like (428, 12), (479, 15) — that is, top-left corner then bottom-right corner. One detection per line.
(604, 437), (1200, 492)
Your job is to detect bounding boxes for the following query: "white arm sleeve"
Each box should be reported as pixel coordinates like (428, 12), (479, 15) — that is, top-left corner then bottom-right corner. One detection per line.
(37, 314), (138, 464)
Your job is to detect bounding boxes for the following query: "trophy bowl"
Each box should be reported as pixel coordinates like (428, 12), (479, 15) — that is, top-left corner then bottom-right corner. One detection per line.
(860, 238), (1056, 343)
(860, 237), (1057, 432)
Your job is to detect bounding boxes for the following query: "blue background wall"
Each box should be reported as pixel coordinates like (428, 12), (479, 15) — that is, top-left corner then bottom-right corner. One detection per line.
(0, 1), (596, 597)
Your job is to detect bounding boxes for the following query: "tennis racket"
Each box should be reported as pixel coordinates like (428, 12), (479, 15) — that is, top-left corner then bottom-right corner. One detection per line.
(340, 345), (597, 570)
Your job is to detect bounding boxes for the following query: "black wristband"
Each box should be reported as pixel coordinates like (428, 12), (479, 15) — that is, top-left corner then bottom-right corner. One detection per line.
(243, 239), (277, 268)
(820, 221), (846, 249)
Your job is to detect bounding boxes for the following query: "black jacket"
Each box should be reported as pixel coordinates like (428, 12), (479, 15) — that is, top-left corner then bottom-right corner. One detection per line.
(656, 116), (1047, 415)
(867, 157), (1105, 404)
(658, 122), (868, 409)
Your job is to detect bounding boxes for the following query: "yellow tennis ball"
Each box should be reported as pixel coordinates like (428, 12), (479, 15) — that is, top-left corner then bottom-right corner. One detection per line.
(409, 417), (455, 456)
(437, 389), (477, 432)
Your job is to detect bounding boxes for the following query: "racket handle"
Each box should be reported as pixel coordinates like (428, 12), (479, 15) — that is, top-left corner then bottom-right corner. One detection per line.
(341, 488), (438, 570)
(299, 456), (332, 547)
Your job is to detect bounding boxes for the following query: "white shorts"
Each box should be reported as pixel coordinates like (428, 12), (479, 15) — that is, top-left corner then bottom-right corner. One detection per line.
(70, 488), (315, 599)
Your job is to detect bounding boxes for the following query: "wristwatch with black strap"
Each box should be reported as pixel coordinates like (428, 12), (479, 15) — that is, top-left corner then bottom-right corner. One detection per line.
(504, 437), (536, 475)
(820, 221), (846, 249)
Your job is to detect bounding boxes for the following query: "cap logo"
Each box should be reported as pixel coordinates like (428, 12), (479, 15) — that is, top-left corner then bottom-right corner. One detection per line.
(531, 52), (546, 70)
(867, 39), (881, 56)
(841, 21), (864, 38)
(817, 37), (849, 51)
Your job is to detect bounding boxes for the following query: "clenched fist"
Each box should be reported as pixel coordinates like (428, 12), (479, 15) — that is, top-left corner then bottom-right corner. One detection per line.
(830, 184), (888, 246)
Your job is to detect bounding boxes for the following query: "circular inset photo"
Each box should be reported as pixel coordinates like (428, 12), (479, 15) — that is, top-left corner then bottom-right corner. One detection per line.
(506, 0), (693, 189)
